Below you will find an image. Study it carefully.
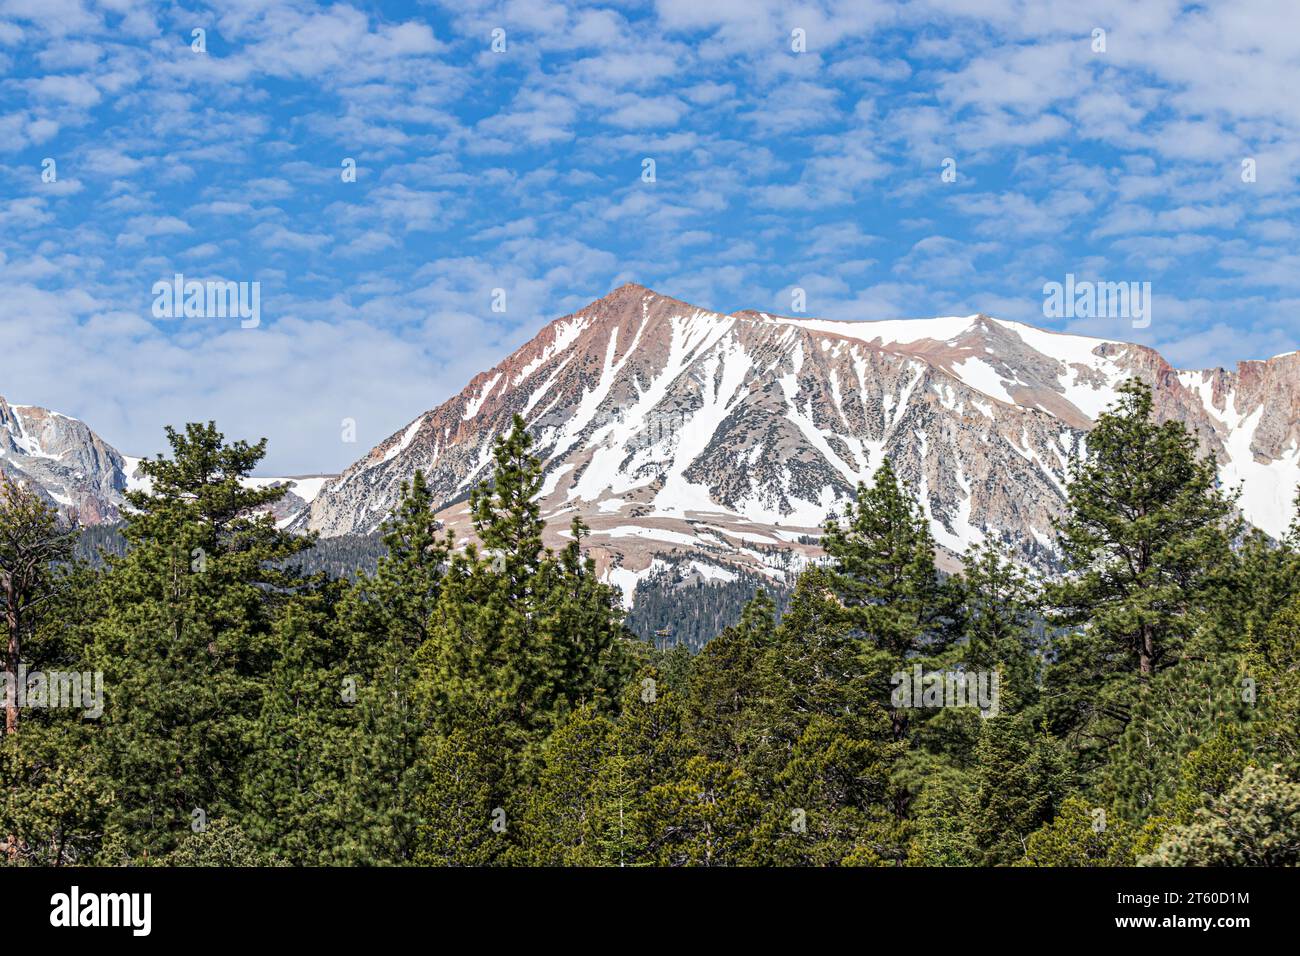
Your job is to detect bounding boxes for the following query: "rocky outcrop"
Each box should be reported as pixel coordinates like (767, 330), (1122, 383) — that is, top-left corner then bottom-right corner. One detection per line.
(0, 397), (129, 524)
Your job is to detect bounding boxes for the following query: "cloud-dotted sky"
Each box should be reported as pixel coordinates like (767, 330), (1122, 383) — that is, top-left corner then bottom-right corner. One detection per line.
(2, 0), (1299, 473)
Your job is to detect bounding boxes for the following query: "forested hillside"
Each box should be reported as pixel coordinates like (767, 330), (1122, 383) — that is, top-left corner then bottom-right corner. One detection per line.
(77, 523), (388, 580)
(625, 560), (794, 652)
(3, 380), (1299, 867)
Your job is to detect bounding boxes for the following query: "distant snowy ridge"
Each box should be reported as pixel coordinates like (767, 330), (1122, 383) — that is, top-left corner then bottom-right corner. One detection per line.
(0, 398), (330, 529)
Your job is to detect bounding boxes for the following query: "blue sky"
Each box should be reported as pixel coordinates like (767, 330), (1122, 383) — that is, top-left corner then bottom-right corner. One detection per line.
(2, 0), (1299, 474)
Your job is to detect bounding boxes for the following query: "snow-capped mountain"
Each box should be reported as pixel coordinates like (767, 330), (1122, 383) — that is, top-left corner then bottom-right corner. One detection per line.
(0, 397), (129, 524)
(0, 396), (330, 528)
(295, 283), (1300, 602)
(10, 283), (1298, 606)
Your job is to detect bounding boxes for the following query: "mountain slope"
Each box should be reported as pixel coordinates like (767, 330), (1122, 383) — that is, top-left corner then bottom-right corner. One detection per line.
(296, 284), (1300, 602)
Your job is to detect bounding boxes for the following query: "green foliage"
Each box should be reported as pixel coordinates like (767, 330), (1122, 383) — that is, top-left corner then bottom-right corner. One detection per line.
(328, 470), (453, 865)
(1040, 379), (1245, 788)
(966, 708), (1069, 865)
(683, 590), (776, 764)
(162, 818), (276, 867)
(1, 472), (79, 735)
(414, 716), (514, 866)
(821, 458), (961, 667)
(1023, 797), (1142, 867)
(904, 768), (979, 866)
(240, 590), (356, 865)
(419, 417), (636, 749)
(0, 725), (110, 866)
(88, 423), (313, 861)
(1102, 656), (1253, 822)
(1141, 765), (1300, 866)
(640, 756), (761, 866)
(1045, 379), (1238, 678)
(514, 705), (626, 866)
(959, 540), (1041, 710)
(752, 712), (905, 866)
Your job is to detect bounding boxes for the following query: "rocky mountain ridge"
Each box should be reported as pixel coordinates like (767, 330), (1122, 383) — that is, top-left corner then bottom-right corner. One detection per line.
(292, 284), (1300, 604)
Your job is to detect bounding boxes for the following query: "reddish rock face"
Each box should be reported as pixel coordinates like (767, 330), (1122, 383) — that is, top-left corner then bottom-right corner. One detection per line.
(295, 285), (1300, 603)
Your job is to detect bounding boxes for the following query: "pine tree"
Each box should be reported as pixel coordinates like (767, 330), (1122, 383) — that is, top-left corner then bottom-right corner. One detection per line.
(0, 474), (78, 736)
(410, 417), (635, 862)
(413, 713), (514, 866)
(335, 637), (427, 865)
(534, 515), (637, 724)
(240, 587), (355, 865)
(821, 458), (960, 738)
(822, 458), (959, 656)
(89, 423), (311, 860)
(470, 415), (544, 598)
(161, 818), (276, 867)
(0, 721), (111, 865)
(965, 705), (1069, 864)
(513, 704), (623, 866)
(904, 767), (979, 866)
(751, 712), (904, 866)
(420, 415), (633, 745)
(1140, 765), (1300, 866)
(1045, 379), (1239, 679)
(1102, 655), (1252, 823)
(606, 666), (695, 865)
(959, 540), (1041, 710)
(1219, 525), (1300, 657)
(330, 471), (452, 864)
(1022, 796), (1141, 867)
(358, 471), (449, 650)
(640, 755), (760, 866)
(683, 590), (775, 765)
(1246, 586), (1300, 775)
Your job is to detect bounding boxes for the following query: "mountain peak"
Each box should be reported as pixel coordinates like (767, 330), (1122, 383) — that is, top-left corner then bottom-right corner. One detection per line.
(579, 282), (705, 318)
